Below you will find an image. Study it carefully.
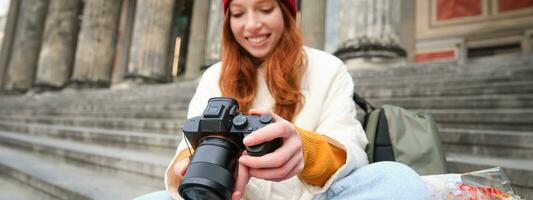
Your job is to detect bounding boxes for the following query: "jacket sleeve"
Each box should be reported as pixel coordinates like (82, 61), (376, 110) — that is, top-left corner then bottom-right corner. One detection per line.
(297, 126), (347, 186)
(300, 61), (369, 194)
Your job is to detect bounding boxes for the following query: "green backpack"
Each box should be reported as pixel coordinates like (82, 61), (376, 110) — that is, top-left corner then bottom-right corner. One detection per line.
(353, 92), (447, 175)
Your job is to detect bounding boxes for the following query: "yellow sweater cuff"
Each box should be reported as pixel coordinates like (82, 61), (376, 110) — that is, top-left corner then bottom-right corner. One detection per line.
(296, 126), (347, 186)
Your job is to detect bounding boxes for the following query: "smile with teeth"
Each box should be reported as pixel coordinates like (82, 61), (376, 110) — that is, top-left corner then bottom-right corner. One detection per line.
(246, 34), (270, 45)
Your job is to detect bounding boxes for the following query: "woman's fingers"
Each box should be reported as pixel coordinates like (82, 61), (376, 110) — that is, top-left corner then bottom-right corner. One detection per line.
(248, 109), (269, 115)
(232, 152), (250, 200)
(240, 135), (300, 168)
(269, 160), (305, 182)
(247, 149), (303, 180)
(241, 109), (304, 182)
(243, 119), (295, 147)
(174, 158), (190, 176)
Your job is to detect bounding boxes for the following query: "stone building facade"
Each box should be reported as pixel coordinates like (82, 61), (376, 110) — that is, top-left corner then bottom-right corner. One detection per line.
(0, 0), (532, 94)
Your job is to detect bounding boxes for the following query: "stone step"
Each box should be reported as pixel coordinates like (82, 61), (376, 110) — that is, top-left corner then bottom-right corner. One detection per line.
(446, 153), (533, 199)
(0, 109), (187, 120)
(357, 70), (533, 93)
(439, 123), (533, 132)
(0, 103), (189, 113)
(350, 52), (533, 79)
(0, 146), (163, 200)
(355, 65), (533, 87)
(0, 121), (180, 152)
(367, 94), (533, 109)
(0, 173), (54, 200)
(0, 115), (184, 134)
(440, 128), (533, 159)
(427, 109), (533, 131)
(0, 82), (199, 107)
(0, 131), (172, 178)
(425, 108), (533, 124)
(0, 100), (191, 110)
(0, 93), (190, 108)
(358, 80), (533, 98)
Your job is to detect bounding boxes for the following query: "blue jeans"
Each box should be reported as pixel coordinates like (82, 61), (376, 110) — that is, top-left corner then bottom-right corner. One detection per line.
(136, 161), (430, 200)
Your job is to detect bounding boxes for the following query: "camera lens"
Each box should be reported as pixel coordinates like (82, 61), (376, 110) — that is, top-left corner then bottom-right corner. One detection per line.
(179, 137), (241, 200)
(181, 186), (222, 200)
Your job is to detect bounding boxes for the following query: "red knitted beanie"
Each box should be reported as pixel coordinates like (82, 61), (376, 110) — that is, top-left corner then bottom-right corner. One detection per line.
(222, 0), (297, 17)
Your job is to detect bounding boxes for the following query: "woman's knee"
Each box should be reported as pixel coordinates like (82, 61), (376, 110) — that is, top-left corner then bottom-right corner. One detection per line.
(326, 161), (431, 200)
(362, 161), (431, 199)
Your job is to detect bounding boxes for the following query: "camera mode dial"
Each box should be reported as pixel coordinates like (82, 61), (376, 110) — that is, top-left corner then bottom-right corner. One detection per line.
(232, 114), (248, 129)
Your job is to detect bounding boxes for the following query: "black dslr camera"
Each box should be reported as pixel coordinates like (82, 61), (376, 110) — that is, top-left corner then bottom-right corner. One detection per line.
(178, 97), (282, 200)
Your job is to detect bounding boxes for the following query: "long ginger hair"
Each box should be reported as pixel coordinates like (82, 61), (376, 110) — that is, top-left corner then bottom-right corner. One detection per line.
(219, 0), (305, 121)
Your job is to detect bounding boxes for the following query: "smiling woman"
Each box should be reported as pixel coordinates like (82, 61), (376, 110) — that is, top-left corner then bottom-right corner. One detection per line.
(220, 0), (304, 122)
(136, 0), (431, 200)
(226, 0), (285, 59)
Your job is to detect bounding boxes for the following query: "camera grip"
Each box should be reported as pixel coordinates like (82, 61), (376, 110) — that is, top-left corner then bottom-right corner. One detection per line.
(246, 138), (282, 156)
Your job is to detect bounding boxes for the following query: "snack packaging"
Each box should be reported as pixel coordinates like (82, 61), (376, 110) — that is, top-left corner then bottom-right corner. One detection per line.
(421, 167), (523, 200)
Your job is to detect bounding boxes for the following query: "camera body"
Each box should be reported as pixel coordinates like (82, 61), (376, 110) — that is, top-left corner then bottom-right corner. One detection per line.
(181, 97), (281, 156)
(179, 97), (282, 200)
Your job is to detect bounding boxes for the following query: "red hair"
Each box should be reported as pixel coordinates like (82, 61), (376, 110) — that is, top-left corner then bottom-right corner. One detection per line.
(219, 0), (306, 121)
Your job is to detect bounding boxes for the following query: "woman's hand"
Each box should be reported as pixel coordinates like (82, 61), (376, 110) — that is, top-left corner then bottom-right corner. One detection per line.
(173, 157), (190, 177)
(173, 153), (248, 200)
(240, 109), (305, 181)
(232, 151), (250, 200)
(170, 158), (190, 200)
(231, 109), (304, 199)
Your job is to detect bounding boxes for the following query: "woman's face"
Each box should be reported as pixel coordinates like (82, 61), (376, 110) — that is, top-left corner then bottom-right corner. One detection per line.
(229, 0), (285, 60)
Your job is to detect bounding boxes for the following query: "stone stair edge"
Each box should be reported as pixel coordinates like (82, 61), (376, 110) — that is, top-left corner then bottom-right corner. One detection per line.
(0, 120), (180, 151)
(0, 163), (90, 200)
(354, 64), (533, 84)
(0, 131), (170, 178)
(358, 82), (533, 98)
(0, 146), (163, 199)
(349, 52), (533, 78)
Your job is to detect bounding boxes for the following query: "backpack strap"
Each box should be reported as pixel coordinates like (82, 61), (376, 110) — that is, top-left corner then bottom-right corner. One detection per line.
(353, 92), (375, 127)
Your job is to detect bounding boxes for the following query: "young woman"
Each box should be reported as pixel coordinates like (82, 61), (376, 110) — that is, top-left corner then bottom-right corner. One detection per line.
(138, 0), (431, 199)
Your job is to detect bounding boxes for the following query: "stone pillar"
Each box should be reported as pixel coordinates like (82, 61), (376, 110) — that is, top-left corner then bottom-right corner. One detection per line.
(34, 0), (81, 90)
(399, 0), (416, 62)
(3, 0), (48, 94)
(0, 0), (20, 94)
(126, 0), (175, 83)
(71, 0), (121, 88)
(331, 0), (406, 61)
(204, 0), (223, 66)
(300, 0), (326, 49)
(184, 0), (210, 80)
(111, 0), (136, 85)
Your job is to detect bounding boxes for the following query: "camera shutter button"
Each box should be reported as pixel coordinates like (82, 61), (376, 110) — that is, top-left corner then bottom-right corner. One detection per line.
(232, 114), (248, 129)
(259, 114), (273, 124)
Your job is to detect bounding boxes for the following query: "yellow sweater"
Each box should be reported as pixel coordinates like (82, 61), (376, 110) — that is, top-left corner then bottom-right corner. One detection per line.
(175, 126), (346, 187)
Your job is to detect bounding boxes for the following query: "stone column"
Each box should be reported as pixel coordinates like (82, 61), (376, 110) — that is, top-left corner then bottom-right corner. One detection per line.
(126, 0), (175, 83)
(0, 0), (20, 94)
(329, 0), (406, 61)
(300, 0), (326, 49)
(184, 0), (210, 80)
(204, 0), (223, 66)
(71, 0), (121, 88)
(35, 0), (81, 90)
(3, 0), (48, 94)
(399, 0), (416, 62)
(111, 0), (136, 85)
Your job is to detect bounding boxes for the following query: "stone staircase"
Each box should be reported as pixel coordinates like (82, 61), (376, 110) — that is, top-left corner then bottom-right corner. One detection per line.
(352, 53), (533, 198)
(0, 82), (197, 199)
(0, 53), (532, 199)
